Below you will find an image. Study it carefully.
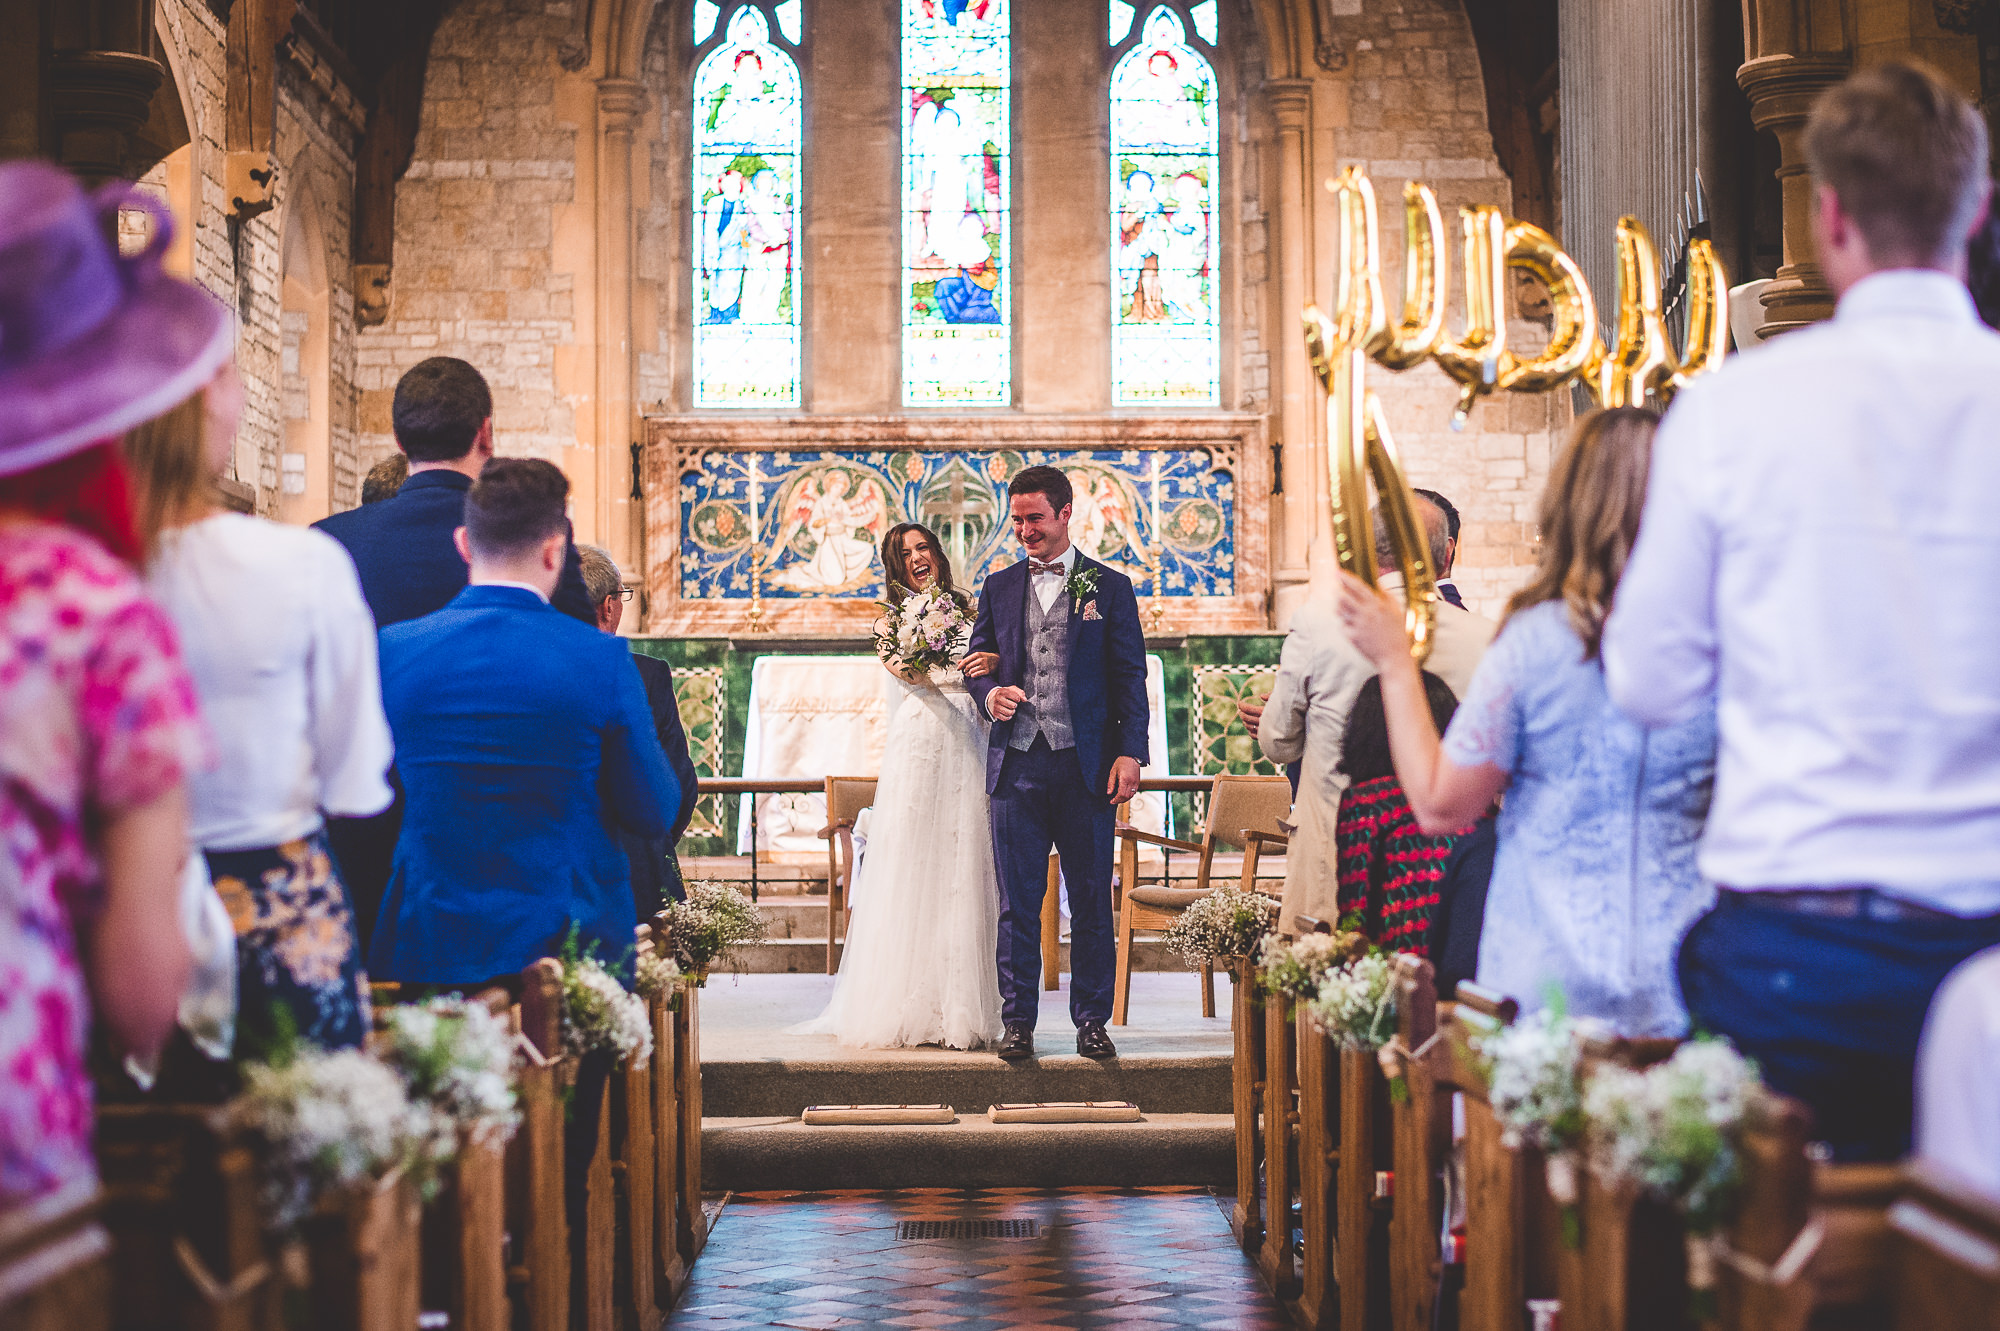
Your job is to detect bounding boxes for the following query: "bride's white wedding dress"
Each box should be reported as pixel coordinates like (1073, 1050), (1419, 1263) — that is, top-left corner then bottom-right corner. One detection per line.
(793, 662), (1004, 1050)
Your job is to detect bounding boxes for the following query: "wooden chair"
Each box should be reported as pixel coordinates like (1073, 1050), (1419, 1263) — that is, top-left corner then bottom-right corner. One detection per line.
(1112, 774), (1292, 1026)
(817, 776), (877, 974)
(1230, 957), (1268, 1255)
(0, 1181), (112, 1331)
(1889, 1158), (2000, 1331)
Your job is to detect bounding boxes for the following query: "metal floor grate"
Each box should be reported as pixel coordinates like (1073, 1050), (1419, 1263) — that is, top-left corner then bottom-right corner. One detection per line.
(895, 1219), (1040, 1241)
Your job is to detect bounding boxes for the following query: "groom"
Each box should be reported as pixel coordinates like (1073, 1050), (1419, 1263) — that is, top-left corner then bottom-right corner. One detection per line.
(967, 465), (1150, 1060)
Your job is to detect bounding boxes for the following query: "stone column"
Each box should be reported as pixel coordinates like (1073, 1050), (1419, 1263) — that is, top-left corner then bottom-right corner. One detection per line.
(596, 77), (647, 570)
(1269, 78), (1317, 624)
(1737, 52), (1849, 336)
(47, 50), (162, 185)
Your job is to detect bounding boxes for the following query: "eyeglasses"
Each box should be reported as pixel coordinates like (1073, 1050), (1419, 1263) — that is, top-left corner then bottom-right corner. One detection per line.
(617, 588), (636, 602)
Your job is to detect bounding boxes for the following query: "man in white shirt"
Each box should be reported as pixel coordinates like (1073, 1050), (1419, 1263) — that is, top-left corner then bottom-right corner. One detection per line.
(1603, 60), (2000, 1161)
(1259, 501), (1496, 931)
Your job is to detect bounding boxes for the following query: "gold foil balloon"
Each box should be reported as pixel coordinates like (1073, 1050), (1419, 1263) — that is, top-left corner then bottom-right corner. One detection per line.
(1497, 220), (1599, 393)
(1431, 205), (1509, 429)
(1373, 181), (1447, 369)
(1588, 216), (1677, 407)
(1670, 236), (1729, 395)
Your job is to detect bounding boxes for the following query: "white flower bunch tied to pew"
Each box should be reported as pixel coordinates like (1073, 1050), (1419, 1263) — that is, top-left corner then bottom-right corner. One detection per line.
(559, 951), (654, 1069)
(1476, 1003), (1589, 1206)
(1307, 951), (1398, 1052)
(1161, 882), (1279, 967)
(653, 879), (769, 983)
(1583, 1038), (1768, 1235)
(1256, 930), (1368, 1005)
(380, 995), (522, 1143)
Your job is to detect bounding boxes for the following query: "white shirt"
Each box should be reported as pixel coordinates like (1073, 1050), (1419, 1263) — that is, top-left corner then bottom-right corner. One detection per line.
(1029, 542), (1078, 613)
(1604, 271), (2000, 915)
(1917, 947), (2000, 1199)
(146, 514), (394, 851)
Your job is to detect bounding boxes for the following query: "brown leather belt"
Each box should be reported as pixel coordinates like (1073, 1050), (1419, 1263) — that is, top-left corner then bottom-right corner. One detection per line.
(1716, 886), (1963, 925)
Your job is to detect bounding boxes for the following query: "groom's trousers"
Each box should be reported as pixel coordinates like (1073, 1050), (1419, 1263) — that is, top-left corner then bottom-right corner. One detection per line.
(991, 736), (1116, 1029)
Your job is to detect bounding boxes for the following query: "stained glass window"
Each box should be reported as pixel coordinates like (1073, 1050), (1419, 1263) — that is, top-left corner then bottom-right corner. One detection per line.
(1111, 6), (1219, 406)
(693, 7), (801, 408)
(902, 0), (1011, 406)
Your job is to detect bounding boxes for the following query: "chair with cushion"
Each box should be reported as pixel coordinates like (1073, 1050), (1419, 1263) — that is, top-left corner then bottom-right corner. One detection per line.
(1112, 774), (1292, 1026)
(817, 776), (877, 974)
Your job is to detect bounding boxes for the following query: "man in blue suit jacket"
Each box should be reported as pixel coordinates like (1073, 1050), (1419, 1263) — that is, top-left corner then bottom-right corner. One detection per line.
(967, 466), (1149, 1060)
(315, 358), (595, 944)
(368, 458), (680, 985)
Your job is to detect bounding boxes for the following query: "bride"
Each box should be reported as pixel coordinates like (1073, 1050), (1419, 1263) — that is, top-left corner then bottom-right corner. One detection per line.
(793, 522), (1005, 1049)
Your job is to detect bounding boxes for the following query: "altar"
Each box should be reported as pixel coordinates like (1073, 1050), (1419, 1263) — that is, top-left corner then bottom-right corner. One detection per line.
(734, 653), (1176, 861)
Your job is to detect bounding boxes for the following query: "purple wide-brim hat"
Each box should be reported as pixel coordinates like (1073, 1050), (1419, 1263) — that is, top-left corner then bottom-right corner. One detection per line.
(0, 160), (233, 477)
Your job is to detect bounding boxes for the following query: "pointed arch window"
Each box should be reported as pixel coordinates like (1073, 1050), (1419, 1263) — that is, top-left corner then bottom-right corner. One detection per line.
(901, 0), (1012, 406)
(693, 5), (803, 408)
(1111, 4), (1219, 406)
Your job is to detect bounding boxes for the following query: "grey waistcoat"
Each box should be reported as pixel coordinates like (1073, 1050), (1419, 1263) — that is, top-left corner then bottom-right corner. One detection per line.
(1009, 574), (1076, 752)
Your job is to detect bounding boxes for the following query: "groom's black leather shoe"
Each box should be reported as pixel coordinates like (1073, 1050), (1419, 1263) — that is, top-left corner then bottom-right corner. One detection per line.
(1076, 1022), (1117, 1059)
(997, 1024), (1035, 1061)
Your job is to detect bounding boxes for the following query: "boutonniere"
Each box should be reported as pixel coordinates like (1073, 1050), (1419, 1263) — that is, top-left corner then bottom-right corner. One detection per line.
(1082, 600), (1102, 621)
(1066, 565), (1100, 601)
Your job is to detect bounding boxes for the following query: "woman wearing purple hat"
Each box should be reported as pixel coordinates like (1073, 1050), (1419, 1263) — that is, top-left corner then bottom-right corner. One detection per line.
(0, 163), (220, 1206)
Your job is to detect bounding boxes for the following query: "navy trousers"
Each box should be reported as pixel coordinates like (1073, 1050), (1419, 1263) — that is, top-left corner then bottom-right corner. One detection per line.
(1678, 891), (2000, 1162)
(990, 737), (1116, 1029)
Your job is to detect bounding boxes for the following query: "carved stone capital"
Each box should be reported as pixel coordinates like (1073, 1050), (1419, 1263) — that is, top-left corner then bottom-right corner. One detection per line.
(1737, 52), (1851, 337)
(1736, 52), (1850, 134)
(354, 263), (393, 327)
(597, 78), (649, 133)
(1267, 79), (1313, 131)
(48, 50), (164, 184)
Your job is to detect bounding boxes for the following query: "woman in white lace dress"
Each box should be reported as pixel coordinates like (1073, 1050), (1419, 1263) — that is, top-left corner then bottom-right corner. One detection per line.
(794, 523), (1004, 1049)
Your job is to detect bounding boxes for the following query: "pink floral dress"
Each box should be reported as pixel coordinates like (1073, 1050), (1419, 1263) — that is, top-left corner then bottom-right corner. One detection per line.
(0, 522), (207, 1204)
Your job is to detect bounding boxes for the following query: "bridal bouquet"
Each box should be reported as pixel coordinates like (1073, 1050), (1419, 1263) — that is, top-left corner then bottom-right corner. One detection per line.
(871, 586), (974, 676)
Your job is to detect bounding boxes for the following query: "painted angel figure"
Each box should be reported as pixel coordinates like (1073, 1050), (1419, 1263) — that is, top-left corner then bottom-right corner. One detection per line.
(767, 469), (890, 594)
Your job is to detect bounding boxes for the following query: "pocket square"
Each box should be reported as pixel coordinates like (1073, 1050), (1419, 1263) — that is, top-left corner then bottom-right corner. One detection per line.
(1082, 600), (1102, 621)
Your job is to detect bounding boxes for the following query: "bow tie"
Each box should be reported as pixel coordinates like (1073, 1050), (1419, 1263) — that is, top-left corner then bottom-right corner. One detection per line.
(1029, 560), (1065, 576)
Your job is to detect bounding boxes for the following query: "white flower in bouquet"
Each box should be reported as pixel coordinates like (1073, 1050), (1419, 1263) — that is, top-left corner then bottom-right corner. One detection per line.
(560, 954), (653, 1068)
(1307, 952), (1398, 1051)
(1583, 1037), (1767, 1235)
(1160, 884), (1280, 967)
(654, 880), (769, 977)
(1477, 1006), (1587, 1157)
(381, 996), (521, 1144)
(635, 951), (684, 1002)
(240, 1046), (444, 1230)
(1257, 931), (1368, 1004)
(872, 588), (973, 676)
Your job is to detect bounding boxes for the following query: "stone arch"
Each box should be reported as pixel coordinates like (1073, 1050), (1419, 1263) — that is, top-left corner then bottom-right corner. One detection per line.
(277, 175), (335, 524)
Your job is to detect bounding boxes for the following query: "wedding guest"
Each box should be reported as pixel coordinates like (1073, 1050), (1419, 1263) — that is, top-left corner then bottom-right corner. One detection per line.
(1604, 61), (2000, 1159)
(368, 459), (680, 985)
(360, 453), (407, 505)
(1339, 408), (1717, 1037)
(1915, 947), (2000, 1198)
(577, 544), (699, 909)
(1260, 496), (1494, 932)
(0, 162), (209, 1203)
(314, 357), (596, 944)
(1412, 488), (1467, 608)
(1333, 673), (1466, 956)
(124, 360), (393, 1055)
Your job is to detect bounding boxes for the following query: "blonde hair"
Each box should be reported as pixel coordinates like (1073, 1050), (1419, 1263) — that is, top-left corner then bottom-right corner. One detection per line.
(1501, 407), (1657, 660)
(120, 391), (211, 562)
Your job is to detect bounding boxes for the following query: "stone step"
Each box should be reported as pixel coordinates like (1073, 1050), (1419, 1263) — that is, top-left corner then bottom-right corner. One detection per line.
(704, 1044), (1232, 1118)
(722, 936), (1188, 974)
(702, 1114), (1234, 1191)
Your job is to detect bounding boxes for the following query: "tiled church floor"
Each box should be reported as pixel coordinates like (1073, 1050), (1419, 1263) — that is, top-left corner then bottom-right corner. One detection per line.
(667, 1186), (1291, 1330)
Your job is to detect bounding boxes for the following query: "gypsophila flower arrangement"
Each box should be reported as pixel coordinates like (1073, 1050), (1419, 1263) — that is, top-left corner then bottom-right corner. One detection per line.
(1161, 884), (1280, 968)
(871, 586), (974, 678)
(380, 997), (521, 1144)
(634, 951), (684, 1003)
(1257, 930), (1369, 1005)
(1583, 1037), (1767, 1237)
(560, 953), (653, 1068)
(1476, 1002), (1589, 1214)
(653, 880), (768, 979)
(1306, 951), (1399, 1052)
(239, 1046), (445, 1231)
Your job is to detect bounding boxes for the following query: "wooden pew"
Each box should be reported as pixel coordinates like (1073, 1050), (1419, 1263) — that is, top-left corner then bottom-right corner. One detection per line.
(1258, 950), (1301, 1298)
(1889, 1158), (2000, 1331)
(612, 935), (664, 1331)
(1386, 955), (1444, 1331)
(302, 1167), (423, 1331)
(650, 910), (707, 1269)
(1230, 956), (1267, 1254)
(512, 959), (570, 1331)
(0, 1180), (112, 1331)
(1293, 1003), (1339, 1331)
(643, 927), (688, 1307)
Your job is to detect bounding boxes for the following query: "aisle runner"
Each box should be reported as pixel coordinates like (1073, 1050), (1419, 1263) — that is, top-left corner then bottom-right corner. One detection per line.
(667, 1186), (1291, 1329)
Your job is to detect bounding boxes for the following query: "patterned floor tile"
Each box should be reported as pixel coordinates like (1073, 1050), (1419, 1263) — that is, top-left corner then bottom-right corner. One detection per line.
(667, 1189), (1288, 1331)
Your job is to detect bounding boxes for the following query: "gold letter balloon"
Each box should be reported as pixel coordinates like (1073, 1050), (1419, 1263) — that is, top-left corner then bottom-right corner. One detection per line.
(1303, 167), (1729, 661)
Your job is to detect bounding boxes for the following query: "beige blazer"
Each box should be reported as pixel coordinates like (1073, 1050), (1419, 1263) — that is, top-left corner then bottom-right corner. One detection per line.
(1259, 581), (1497, 932)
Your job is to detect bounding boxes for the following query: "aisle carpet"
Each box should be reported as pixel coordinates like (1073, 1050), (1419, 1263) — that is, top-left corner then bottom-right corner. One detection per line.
(667, 1185), (1289, 1330)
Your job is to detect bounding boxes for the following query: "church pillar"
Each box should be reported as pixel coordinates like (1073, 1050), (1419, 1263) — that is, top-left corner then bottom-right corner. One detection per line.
(1737, 51), (1849, 335)
(45, 0), (163, 186)
(1268, 78), (1317, 624)
(595, 76), (646, 572)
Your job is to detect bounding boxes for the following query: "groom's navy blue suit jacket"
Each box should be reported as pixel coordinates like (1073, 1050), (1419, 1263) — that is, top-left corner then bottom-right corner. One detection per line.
(966, 553), (1151, 795)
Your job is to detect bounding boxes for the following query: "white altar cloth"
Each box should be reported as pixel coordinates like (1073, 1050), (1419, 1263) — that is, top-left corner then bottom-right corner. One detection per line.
(735, 654), (1174, 861)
